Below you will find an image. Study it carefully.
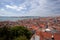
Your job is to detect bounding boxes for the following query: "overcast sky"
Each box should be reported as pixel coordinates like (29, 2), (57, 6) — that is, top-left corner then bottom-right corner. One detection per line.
(0, 0), (60, 17)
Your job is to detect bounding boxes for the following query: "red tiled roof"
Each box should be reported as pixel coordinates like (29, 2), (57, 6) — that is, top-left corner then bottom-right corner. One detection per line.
(54, 33), (60, 40)
(42, 32), (52, 38)
(40, 24), (45, 28)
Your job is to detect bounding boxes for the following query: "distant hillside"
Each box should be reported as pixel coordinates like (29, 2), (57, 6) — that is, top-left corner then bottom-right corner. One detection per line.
(0, 16), (40, 21)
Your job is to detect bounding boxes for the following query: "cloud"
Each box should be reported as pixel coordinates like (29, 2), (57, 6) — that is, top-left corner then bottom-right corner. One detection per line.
(0, 8), (5, 11)
(0, 0), (60, 16)
(5, 5), (26, 11)
(0, 9), (18, 16)
(24, 0), (60, 16)
(5, 5), (17, 9)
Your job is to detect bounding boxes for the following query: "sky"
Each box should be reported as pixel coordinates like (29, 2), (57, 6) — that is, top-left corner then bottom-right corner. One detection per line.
(0, 0), (60, 17)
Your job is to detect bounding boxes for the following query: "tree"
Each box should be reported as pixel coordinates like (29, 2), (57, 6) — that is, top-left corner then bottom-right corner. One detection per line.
(0, 26), (32, 40)
(10, 26), (32, 40)
(14, 35), (28, 40)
